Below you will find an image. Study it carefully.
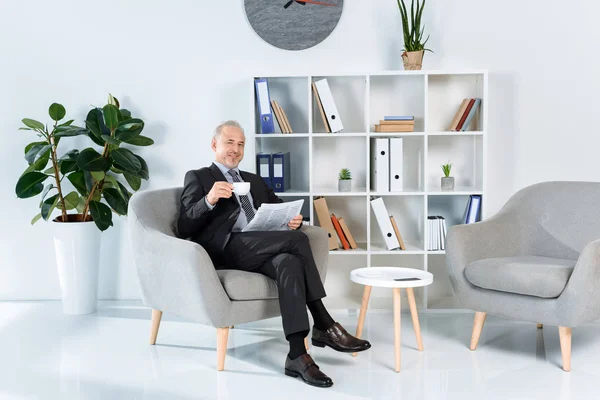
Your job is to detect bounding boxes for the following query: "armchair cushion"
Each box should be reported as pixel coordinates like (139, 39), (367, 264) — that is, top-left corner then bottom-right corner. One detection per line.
(216, 269), (278, 301)
(465, 256), (576, 299)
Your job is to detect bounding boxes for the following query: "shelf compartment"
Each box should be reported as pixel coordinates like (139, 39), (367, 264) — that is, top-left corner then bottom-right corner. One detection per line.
(255, 76), (309, 134)
(311, 75), (366, 133)
(427, 73), (485, 132)
(427, 134), (483, 192)
(369, 135), (424, 192)
(312, 136), (367, 192)
(313, 196), (367, 252)
(369, 195), (424, 252)
(369, 74), (425, 133)
(255, 137), (309, 193)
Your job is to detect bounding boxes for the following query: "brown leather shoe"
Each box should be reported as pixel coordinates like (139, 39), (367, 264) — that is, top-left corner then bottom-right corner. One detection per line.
(312, 322), (371, 353)
(284, 354), (333, 388)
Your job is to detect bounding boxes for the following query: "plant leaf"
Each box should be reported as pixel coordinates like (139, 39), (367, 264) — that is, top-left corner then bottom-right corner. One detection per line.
(85, 108), (110, 146)
(90, 171), (105, 182)
(77, 148), (111, 172)
(31, 213), (42, 225)
(134, 155), (149, 180)
(76, 196), (86, 213)
(22, 118), (45, 131)
(25, 143), (49, 164)
(111, 148), (141, 172)
(64, 191), (80, 210)
(39, 183), (55, 206)
(41, 194), (59, 220)
(89, 200), (113, 231)
(103, 104), (120, 131)
(60, 160), (78, 175)
(67, 171), (88, 196)
(48, 103), (66, 121)
(124, 172), (141, 191)
(116, 181), (132, 202)
(55, 126), (88, 138)
(103, 187), (128, 215)
(32, 147), (51, 171)
(115, 118), (144, 142)
(108, 93), (120, 108)
(16, 172), (48, 198)
(119, 109), (131, 121)
(101, 134), (121, 146)
(124, 135), (154, 146)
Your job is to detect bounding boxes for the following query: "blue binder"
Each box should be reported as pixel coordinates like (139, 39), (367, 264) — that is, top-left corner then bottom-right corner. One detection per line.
(254, 78), (275, 134)
(272, 152), (290, 192)
(256, 153), (272, 188)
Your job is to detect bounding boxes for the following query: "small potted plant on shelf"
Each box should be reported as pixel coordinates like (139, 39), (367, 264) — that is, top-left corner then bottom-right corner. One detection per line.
(396, 0), (432, 70)
(441, 162), (454, 191)
(338, 168), (352, 192)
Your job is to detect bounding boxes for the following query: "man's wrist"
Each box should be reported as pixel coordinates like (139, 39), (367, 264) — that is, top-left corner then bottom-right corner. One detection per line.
(205, 196), (216, 209)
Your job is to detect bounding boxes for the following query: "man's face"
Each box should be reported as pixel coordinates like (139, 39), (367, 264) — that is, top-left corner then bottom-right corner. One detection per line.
(212, 126), (245, 169)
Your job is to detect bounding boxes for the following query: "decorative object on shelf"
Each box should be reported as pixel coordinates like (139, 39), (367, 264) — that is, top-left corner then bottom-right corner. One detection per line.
(396, 0), (432, 70)
(15, 95), (153, 315)
(448, 98), (482, 131)
(338, 168), (352, 192)
(245, 0), (344, 51)
(441, 162), (454, 191)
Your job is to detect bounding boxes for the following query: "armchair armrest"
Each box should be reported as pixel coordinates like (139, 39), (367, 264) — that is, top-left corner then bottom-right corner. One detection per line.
(445, 211), (526, 295)
(557, 238), (600, 326)
(300, 224), (329, 283)
(129, 219), (231, 327)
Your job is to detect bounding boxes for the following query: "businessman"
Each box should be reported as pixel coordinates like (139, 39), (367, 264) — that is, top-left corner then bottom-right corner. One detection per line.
(177, 120), (370, 388)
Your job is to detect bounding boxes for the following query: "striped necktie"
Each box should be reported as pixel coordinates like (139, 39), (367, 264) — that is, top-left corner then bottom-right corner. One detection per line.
(228, 169), (255, 223)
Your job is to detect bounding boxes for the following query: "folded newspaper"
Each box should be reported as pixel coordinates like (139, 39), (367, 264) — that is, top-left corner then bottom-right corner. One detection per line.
(242, 199), (304, 232)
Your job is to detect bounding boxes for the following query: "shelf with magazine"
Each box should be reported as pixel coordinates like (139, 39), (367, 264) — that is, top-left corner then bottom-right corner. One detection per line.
(312, 136), (367, 194)
(254, 76), (309, 135)
(369, 195), (425, 254)
(313, 195), (368, 254)
(426, 134), (483, 193)
(255, 136), (310, 193)
(311, 75), (367, 134)
(426, 73), (485, 132)
(369, 74), (425, 134)
(371, 254), (426, 310)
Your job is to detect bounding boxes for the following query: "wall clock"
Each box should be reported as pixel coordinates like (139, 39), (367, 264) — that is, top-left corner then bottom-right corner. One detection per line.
(244, 0), (344, 51)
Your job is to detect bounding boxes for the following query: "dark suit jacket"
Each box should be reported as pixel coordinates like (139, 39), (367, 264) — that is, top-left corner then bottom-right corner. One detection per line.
(177, 163), (283, 266)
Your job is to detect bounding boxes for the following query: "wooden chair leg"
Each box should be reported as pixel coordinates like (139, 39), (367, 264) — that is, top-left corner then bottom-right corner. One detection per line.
(470, 312), (487, 350)
(150, 309), (162, 345)
(537, 323), (543, 329)
(559, 326), (572, 372)
(304, 337), (309, 351)
(217, 327), (230, 371)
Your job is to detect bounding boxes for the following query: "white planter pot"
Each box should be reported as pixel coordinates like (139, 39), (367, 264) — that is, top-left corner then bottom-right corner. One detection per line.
(52, 219), (101, 315)
(338, 179), (352, 192)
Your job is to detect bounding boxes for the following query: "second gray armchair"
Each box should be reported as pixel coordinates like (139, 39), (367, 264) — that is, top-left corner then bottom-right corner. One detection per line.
(446, 181), (600, 371)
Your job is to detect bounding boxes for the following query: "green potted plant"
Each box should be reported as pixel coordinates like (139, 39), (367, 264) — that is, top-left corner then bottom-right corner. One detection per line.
(338, 168), (352, 192)
(441, 161), (454, 191)
(396, 0), (432, 70)
(15, 94), (153, 314)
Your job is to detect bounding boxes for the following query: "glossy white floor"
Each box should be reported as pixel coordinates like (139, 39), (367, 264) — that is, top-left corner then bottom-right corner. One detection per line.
(1, 301), (599, 399)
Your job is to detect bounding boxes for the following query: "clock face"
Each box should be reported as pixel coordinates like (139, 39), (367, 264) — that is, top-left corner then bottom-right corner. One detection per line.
(244, 0), (344, 51)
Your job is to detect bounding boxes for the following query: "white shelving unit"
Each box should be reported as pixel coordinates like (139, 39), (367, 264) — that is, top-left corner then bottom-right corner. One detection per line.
(252, 70), (488, 311)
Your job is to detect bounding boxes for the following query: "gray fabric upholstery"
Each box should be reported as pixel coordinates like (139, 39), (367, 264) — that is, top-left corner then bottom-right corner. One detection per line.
(217, 270), (278, 300)
(446, 181), (600, 327)
(128, 187), (329, 328)
(465, 256), (575, 299)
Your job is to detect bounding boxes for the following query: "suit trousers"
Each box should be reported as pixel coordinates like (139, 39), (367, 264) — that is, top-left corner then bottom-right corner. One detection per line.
(223, 230), (327, 337)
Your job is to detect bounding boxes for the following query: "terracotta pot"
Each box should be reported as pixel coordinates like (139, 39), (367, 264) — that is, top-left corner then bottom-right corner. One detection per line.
(402, 50), (424, 70)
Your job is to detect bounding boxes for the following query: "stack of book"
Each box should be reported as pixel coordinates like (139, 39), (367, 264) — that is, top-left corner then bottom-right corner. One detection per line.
(374, 116), (414, 132)
(448, 98), (481, 131)
(270, 100), (293, 133)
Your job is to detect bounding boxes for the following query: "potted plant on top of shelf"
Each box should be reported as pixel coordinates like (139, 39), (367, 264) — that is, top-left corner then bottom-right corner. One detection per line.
(441, 161), (454, 191)
(396, 0), (432, 70)
(15, 94), (153, 315)
(338, 168), (352, 192)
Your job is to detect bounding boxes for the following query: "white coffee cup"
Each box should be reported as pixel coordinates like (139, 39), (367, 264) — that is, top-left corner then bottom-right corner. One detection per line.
(232, 182), (251, 195)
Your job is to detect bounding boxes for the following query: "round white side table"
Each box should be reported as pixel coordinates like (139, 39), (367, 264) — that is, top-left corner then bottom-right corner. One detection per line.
(350, 267), (434, 372)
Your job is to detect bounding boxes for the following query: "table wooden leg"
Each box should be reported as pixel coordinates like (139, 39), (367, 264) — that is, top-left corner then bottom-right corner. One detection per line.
(406, 287), (424, 351)
(353, 285), (372, 357)
(393, 287), (401, 372)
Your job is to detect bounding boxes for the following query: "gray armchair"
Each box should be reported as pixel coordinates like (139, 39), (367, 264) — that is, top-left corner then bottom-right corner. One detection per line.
(446, 181), (600, 371)
(127, 187), (329, 371)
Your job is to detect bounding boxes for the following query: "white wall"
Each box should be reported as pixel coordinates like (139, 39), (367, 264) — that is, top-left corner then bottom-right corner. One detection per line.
(2, 0), (599, 300)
